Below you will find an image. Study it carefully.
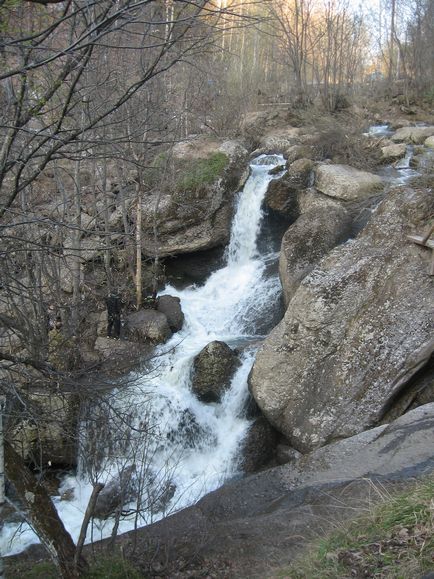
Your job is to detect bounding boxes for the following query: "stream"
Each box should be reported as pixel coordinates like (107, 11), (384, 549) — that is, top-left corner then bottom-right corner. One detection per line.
(2, 122), (432, 557)
(0, 154), (286, 556)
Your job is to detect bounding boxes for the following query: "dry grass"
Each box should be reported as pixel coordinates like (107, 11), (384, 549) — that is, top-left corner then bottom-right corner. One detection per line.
(276, 476), (434, 578)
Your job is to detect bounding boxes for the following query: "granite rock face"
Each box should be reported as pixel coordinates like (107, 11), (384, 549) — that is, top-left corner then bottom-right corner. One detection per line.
(140, 138), (248, 257)
(391, 126), (434, 144)
(279, 206), (352, 307)
(314, 163), (383, 201)
(250, 187), (434, 451)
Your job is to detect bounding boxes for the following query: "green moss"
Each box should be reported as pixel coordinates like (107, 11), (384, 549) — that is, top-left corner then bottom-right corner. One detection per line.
(84, 556), (142, 578)
(276, 476), (434, 578)
(176, 152), (229, 193)
(14, 562), (58, 579)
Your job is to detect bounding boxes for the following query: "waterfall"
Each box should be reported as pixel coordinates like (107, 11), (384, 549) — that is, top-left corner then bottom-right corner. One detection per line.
(0, 154), (286, 556)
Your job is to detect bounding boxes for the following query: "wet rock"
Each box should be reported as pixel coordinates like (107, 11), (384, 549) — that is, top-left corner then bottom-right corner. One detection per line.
(94, 465), (136, 519)
(279, 206), (352, 307)
(381, 143), (407, 162)
(125, 309), (172, 344)
(166, 408), (209, 448)
(242, 392), (261, 419)
(315, 164), (383, 202)
(157, 295), (184, 333)
(264, 175), (298, 218)
(276, 444), (302, 465)
(192, 341), (240, 403)
(148, 480), (177, 515)
(240, 416), (278, 473)
(250, 187), (434, 452)
(391, 126), (434, 144)
(425, 136), (434, 148)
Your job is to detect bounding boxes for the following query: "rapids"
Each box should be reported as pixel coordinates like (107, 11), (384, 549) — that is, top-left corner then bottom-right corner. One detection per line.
(0, 154), (286, 556)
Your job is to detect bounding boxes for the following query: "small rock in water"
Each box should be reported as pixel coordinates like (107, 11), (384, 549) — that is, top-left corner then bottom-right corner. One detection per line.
(192, 341), (240, 403)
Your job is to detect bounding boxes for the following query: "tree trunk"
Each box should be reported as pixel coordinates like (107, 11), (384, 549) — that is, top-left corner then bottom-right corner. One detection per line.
(135, 185), (142, 311)
(0, 397), (5, 579)
(4, 440), (86, 579)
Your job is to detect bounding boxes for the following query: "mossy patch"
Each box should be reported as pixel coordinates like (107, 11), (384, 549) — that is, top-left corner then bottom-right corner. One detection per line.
(176, 152), (229, 193)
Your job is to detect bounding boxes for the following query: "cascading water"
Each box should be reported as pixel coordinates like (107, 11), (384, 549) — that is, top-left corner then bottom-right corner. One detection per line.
(0, 154), (286, 556)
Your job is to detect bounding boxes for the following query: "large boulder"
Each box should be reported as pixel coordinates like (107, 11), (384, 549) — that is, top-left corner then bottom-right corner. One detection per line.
(139, 138), (248, 257)
(250, 187), (434, 452)
(391, 126), (434, 144)
(264, 176), (298, 217)
(125, 309), (172, 344)
(191, 341), (239, 403)
(156, 295), (184, 333)
(279, 206), (352, 307)
(314, 164), (383, 201)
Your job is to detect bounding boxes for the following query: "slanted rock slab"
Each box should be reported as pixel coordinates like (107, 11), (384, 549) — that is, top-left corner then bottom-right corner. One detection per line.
(315, 163), (383, 201)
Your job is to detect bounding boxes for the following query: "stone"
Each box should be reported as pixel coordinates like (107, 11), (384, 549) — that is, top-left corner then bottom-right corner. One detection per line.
(285, 144), (315, 165)
(166, 408), (210, 449)
(391, 126), (434, 144)
(257, 127), (302, 154)
(286, 158), (314, 189)
(264, 175), (298, 218)
(279, 206), (352, 307)
(148, 481), (177, 516)
(297, 187), (344, 214)
(240, 416), (278, 473)
(425, 136), (434, 148)
(125, 309), (172, 344)
(250, 187), (434, 452)
(191, 341), (239, 403)
(381, 143), (407, 162)
(94, 465), (136, 519)
(119, 403), (434, 578)
(314, 164), (383, 201)
(157, 295), (184, 333)
(139, 138), (248, 257)
(11, 393), (78, 467)
(276, 444), (302, 465)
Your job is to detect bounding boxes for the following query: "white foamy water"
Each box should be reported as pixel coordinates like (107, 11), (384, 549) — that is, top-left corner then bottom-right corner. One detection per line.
(0, 154), (285, 556)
